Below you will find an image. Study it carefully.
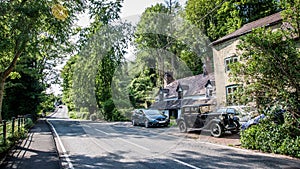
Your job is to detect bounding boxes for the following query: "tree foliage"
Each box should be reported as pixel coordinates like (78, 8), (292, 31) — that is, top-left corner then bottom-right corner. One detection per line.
(185, 0), (281, 41)
(230, 0), (300, 157)
(0, 0), (85, 121)
(230, 17), (299, 117)
(128, 68), (158, 108)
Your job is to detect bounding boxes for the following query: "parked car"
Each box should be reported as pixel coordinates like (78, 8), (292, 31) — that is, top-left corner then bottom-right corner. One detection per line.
(216, 106), (257, 126)
(131, 109), (170, 128)
(241, 108), (286, 130)
(241, 114), (265, 130)
(177, 104), (240, 137)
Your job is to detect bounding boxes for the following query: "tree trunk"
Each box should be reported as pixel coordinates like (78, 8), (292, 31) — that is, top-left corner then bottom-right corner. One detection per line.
(0, 76), (5, 122)
(0, 50), (23, 122)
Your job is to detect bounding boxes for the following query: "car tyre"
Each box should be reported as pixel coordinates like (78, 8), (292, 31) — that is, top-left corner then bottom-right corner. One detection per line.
(132, 120), (137, 126)
(210, 123), (223, 138)
(178, 120), (187, 133)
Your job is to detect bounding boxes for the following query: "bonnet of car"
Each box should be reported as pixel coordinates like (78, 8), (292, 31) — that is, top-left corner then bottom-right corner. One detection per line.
(145, 110), (166, 119)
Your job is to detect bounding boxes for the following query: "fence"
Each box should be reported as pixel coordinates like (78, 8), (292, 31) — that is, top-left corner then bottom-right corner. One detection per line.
(0, 116), (25, 145)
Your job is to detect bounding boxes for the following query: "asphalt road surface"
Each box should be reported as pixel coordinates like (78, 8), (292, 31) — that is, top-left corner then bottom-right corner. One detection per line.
(48, 106), (300, 169)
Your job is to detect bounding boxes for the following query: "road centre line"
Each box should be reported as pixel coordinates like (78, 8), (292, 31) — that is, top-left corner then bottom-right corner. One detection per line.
(172, 159), (202, 169)
(94, 126), (201, 169)
(95, 128), (110, 135)
(47, 120), (74, 169)
(95, 128), (150, 151)
(81, 124), (91, 128)
(117, 138), (150, 151)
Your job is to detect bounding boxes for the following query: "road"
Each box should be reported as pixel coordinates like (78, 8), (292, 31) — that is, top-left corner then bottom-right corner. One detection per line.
(48, 106), (300, 169)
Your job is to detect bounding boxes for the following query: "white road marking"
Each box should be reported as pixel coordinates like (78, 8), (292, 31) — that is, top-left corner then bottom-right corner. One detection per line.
(81, 124), (92, 128)
(172, 159), (202, 169)
(95, 129), (110, 135)
(117, 138), (150, 151)
(47, 120), (74, 169)
(95, 128), (150, 151)
(93, 125), (202, 169)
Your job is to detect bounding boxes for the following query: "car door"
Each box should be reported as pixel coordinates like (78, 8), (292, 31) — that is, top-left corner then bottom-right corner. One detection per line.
(192, 106), (203, 128)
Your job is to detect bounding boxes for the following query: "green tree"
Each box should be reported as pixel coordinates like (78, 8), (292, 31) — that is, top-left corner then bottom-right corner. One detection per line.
(128, 68), (158, 108)
(230, 1), (300, 157)
(185, 0), (281, 41)
(230, 1), (300, 119)
(135, 2), (203, 82)
(70, 20), (133, 120)
(0, 0), (85, 121)
(61, 55), (78, 111)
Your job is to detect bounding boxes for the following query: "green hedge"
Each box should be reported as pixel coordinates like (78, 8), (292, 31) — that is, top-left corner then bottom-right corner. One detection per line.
(241, 111), (300, 158)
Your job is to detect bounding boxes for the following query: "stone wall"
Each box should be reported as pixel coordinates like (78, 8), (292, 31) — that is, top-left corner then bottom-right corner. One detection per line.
(212, 38), (240, 107)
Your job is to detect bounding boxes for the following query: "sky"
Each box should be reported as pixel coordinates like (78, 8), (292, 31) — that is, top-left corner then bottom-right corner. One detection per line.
(120, 0), (187, 18)
(78, 0), (187, 27)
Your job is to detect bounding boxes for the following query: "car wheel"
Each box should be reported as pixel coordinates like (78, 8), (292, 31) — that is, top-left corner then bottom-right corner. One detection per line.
(132, 120), (137, 126)
(178, 120), (187, 133)
(210, 123), (223, 138)
(144, 120), (149, 128)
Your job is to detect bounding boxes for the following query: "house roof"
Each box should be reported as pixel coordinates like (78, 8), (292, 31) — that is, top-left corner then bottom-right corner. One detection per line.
(210, 12), (282, 46)
(150, 98), (214, 110)
(164, 73), (215, 98)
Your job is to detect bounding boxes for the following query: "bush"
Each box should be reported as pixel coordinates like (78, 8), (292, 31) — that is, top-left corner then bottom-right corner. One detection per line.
(25, 118), (34, 129)
(69, 111), (77, 119)
(68, 110), (90, 120)
(241, 110), (300, 158)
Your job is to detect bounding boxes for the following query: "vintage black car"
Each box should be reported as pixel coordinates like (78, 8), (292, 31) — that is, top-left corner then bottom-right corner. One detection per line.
(131, 109), (170, 128)
(177, 104), (240, 137)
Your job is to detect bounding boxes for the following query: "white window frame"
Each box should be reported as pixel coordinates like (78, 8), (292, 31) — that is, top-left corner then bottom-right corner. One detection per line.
(224, 55), (238, 72)
(226, 85), (238, 105)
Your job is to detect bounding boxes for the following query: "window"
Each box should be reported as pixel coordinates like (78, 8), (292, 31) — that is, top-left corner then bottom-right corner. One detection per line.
(226, 85), (238, 105)
(224, 55), (238, 72)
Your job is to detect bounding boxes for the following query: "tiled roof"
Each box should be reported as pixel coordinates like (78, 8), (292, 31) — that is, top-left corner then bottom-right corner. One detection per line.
(150, 98), (213, 110)
(164, 73), (215, 98)
(210, 12), (282, 46)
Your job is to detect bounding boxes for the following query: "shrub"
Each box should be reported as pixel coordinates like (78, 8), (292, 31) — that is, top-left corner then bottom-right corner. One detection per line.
(241, 110), (300, 158)
(69, 111), (77, 119)
(25, 118), (34, 129)
(80, 111), (89, 120)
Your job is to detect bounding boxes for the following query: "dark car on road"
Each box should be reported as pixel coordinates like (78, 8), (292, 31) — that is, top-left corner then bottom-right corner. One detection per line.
(131, 109), (170, 128)
(177, 104), (240, 137)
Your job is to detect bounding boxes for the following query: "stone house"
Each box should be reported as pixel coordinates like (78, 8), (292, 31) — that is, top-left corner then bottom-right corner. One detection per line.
(210, 12), (285, 106)
(150, 72), (216, 119)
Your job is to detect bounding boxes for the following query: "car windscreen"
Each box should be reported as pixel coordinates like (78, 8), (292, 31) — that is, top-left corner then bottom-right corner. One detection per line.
(145, 110), (161, 116)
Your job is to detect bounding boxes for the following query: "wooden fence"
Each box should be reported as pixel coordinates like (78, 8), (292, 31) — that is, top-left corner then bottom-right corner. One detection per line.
(0, 116), (25, 145)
